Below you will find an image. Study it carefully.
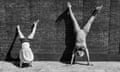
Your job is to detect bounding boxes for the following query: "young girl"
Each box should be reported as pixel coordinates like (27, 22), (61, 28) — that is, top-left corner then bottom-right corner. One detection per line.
(17, 20), (39, 67)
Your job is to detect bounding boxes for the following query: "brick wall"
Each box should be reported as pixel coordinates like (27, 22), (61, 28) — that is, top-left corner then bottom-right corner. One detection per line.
(0, 0), (120, 61)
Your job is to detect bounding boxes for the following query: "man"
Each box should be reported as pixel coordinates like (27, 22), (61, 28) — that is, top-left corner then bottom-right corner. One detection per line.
(67, 2), (103, 65)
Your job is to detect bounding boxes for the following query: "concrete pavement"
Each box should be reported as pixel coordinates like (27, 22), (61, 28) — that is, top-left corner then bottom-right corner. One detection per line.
(0, 61), (120, 72)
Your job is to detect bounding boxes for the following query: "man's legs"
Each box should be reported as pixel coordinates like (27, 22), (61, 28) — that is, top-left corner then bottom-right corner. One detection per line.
(28, 20), (39, 39)
(83, 5), (103, 33)
(67, 2), (81, 32)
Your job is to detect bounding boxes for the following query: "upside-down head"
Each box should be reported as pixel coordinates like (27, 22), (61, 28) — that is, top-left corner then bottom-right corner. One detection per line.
(76, 50), (85, 57)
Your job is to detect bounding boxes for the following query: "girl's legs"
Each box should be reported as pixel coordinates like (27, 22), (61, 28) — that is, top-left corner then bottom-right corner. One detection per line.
(28, 20), (39, 39)
(17, 25), (25, 39)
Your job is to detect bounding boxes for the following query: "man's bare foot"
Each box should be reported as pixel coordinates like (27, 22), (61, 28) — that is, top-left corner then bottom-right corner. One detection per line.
(17, 25), (20, 29)
(34, 19), (39, 25)
(67, 2), (72, 8)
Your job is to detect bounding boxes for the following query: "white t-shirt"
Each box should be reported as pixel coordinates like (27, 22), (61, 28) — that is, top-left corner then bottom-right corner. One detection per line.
(20, 42), (34, 63)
